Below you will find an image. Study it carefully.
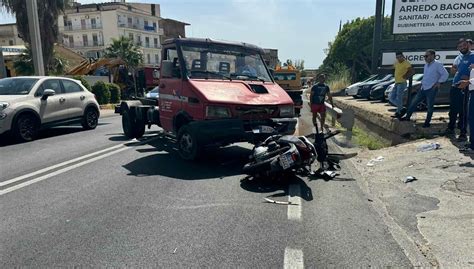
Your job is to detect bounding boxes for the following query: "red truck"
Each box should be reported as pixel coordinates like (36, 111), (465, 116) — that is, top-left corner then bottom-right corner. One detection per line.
(119, 38), (297, 160)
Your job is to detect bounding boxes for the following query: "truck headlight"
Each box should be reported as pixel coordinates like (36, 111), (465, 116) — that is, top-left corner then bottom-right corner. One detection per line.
(0, 102), (9, 110)
(279, 105), (295, 117)
(206, 106), (231, 119)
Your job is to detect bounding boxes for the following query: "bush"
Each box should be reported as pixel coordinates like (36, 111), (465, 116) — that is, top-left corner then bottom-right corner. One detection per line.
(72, 75), (92, 91)
(108, 83), (121, 104)
(91, 81), (110, 105)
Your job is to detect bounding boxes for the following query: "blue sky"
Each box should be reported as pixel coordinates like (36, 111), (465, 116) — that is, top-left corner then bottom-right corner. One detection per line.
(0, 0), (392, 68)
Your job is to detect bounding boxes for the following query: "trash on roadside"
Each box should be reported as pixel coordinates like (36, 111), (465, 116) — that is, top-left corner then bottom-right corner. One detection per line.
(403, 176), (417, 183)
(264, 197), (295, 205)
(367, 156), (384, 166)
(417, 142), (441, 152)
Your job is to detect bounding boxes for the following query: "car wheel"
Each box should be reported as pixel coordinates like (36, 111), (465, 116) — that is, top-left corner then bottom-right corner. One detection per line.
(13, 114), (38, 142)
(177, 125), (200, 160)
(82, 107), (99, 130)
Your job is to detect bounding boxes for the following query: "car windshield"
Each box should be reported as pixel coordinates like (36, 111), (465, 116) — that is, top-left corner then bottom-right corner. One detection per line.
(181, 45), (272, 82)
(273, 73), (297, 81)
(0, 78), (39, 95)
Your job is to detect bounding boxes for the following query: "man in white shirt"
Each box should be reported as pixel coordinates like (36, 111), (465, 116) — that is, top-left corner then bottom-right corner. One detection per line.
(459, 65), (474, 153)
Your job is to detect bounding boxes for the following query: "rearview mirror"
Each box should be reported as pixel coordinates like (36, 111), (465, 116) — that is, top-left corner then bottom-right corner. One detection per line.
(161, 60), (173, 78)
(41, 89), (55, 100)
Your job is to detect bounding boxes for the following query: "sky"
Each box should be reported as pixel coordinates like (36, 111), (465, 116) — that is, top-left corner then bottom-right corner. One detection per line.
(0, 0), (392, 69)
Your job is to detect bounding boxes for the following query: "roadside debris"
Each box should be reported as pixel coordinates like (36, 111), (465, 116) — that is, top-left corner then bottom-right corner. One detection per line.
(367, 156), (384, 166)
(264, 197), (296, 205)
(403, 176), (418, 183)
(417, 142), (441, 152)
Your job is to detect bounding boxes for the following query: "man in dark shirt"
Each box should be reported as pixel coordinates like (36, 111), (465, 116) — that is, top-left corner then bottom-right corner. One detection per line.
(309, 74), (334, 133)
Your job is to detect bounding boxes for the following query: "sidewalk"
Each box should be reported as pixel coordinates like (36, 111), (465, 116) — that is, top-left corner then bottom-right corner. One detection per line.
(345, 137), (473, 267)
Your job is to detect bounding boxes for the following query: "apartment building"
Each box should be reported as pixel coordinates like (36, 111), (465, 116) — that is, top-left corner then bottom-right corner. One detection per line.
(59, 2), (164, 66)
(0, 23), (24, 46)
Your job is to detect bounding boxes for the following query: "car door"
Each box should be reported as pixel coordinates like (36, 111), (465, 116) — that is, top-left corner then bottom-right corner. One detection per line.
(35, 79), (68, 123)
(159, 47), (183, 132)
(61, 79), (87, 118)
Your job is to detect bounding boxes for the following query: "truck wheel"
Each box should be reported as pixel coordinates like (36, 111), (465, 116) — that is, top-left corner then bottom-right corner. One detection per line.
(177, 125), (200, 160)
(122, 109), (137, 139)
(134, 118), (145, 139)
(13, 113), (38, 142)
(81, 107), (99, 130)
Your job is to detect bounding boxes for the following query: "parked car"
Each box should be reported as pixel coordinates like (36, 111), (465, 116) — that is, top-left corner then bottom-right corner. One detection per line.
(375, 74), (424, 102)
(356, 74), (393, 99)
(386, 74), (454, 110)
(0, 76), (100, 142)
(145, 86), (159, 99)
(345, 74), (379, 96)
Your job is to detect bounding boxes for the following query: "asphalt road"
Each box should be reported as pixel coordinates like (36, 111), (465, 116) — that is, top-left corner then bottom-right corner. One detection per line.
(0, 113), (413, 267)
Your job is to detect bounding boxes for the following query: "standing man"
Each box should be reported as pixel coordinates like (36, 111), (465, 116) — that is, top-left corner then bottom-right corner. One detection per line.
(400, 50), (449, 127)
(459, 64), (474, 153)
(446, 38), (474, 141)
(390, 52), (414, 119)
(309, 74), (334, 133)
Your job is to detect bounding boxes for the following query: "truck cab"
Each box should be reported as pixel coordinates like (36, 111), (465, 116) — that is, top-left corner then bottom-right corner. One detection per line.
(120, 38), (297, 160)
(273, 66), (303, 115)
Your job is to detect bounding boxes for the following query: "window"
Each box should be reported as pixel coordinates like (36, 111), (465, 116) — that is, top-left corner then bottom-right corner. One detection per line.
(145, 37), (150, 48)
(165, 48), (180, 78)
(81, 19), (86, 30)
(91, 18), (97, 29)
(127, 17), (132, 28)
(147, 54), (151, 64)
(144, 20), (148, 27)
(9, 40), (13, 46)
(154, 38), (158, 48)
(155, 54), (159, 64)
(69, 36), (74, 47)
(36, 79), (62, 96)
(82, 34), (88, 47)
(129, 33), (134, 41)
(137, 35), (142, 46)
(62, 80), (83, 93)
(153, 22), (157, 32)
(92, 34), (98, 46)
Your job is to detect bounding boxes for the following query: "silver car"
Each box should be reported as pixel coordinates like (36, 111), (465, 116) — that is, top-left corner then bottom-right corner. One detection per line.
(0, 76), (100, 142)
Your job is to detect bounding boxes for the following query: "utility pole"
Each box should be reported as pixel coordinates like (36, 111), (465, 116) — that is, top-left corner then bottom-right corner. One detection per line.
(26, 0), (45, 76)
(371, 0), (384, 73)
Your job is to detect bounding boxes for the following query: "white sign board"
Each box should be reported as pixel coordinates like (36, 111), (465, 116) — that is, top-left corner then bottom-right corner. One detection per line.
(392, 0), (474, 34)
(382, 51), (459, 66)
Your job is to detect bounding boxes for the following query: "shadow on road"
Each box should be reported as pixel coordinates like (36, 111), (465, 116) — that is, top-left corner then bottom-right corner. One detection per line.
(122, 135), (252, 180)
(0, 125), (92, 147)
(240, 175), (313, 202)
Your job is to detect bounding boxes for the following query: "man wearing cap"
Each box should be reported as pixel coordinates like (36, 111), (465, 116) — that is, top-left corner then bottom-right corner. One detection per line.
(446, 38), (474, 141)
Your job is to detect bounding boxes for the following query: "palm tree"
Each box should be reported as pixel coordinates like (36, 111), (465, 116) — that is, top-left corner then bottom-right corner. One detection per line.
(104, 36), (143, 96)
(0, 0), (69, 74)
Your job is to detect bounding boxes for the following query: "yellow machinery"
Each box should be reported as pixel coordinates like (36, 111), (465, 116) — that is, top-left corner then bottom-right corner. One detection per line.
(273, 65), (303, 115)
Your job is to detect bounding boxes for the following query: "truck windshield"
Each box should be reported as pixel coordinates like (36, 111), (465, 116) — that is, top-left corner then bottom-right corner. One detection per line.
(181, 45), (272, 82)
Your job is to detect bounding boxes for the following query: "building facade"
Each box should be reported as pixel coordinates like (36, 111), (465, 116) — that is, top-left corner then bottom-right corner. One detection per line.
(59, 2), (164, 66)
(0, 23), (24, 46)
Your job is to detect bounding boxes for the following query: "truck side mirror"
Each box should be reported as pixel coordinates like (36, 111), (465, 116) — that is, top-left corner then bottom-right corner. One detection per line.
(161, 60), (173, 78)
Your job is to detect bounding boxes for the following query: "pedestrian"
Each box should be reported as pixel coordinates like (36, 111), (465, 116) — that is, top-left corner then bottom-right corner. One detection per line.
(390, 52), (414, 119)
(446, 38), (474, 141)
(400, 49), (449, 127)
(458, 64), (474, 153)
(309, 74), (334, 133)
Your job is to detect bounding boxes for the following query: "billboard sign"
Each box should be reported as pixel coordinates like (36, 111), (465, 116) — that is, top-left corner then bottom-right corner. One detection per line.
(382, 51), (459, 66)
(392, 0), (474, 34)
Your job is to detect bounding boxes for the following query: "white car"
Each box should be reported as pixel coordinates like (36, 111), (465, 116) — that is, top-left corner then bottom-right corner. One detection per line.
(345, 75), (379, 96)
(0, 76), (100, 142)
(145, 86), (159, 99)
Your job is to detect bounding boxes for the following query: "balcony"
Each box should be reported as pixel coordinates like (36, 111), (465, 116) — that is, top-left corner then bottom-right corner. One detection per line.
(117, 22), (162, 34)
(63, 23), (103, 31)
(65, 41), (104, 48)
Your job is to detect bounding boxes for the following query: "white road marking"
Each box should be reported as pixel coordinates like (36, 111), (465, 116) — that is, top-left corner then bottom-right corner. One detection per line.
(0, 147), (128, 196)
(284, 248), (304, 269)
(0, 144), (124, 187)
(0, 136), (162, 196)
(288, 184), (302, 221)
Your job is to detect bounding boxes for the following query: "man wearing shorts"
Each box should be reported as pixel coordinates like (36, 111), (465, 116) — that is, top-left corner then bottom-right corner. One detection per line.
(309, 74), (334, 133)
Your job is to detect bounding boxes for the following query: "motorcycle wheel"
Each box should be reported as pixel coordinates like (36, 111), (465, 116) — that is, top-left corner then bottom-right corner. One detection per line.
(243, 158), (273, 176)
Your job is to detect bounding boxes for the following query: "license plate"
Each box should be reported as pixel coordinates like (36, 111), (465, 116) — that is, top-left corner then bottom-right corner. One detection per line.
(279, 152), (294, 170)
(252, 126), (275, 134)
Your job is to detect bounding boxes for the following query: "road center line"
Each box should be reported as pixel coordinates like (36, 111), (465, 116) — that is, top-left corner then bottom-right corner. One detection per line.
(0, 136), (162, 196)
(284, 248), (304, 269)
(0, 147), (129, 196)
(288, 184), (302, 221)
(0, 144), (125, 188)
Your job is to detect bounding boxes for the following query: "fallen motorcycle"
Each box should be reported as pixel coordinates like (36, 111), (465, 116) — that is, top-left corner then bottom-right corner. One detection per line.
(242, 128), (356, 178)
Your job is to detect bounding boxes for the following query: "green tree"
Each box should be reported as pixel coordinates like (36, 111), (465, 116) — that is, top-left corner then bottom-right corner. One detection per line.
(104, 36), (143, 96)
(0, 0), (70, 74)
(14, 46), (68, 76)
(321, 16), (392, 81)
